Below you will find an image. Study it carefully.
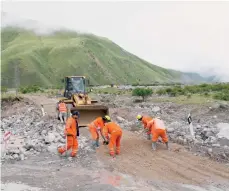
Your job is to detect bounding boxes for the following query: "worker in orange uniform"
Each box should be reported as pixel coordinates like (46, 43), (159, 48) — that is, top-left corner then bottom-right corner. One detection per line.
(58, 100), (67, 123)
(88, 116), (109, 149)
(136, 115), (153, 140)
(146, 117), (169, 151)
(57, 111), (80, 157)
(103, 118), (123, 157)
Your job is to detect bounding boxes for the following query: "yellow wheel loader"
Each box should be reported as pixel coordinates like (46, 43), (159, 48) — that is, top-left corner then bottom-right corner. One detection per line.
(57, 76), (109, 127)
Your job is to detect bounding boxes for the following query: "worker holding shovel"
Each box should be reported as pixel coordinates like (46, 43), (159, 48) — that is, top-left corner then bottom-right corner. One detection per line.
(88, 116), (110, 149)
(57, 111), (80, 157)
(103, 119), (123, 157)
(136, 115), (153, 140)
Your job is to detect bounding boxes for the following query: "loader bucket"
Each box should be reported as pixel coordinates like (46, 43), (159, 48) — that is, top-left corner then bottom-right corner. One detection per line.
(70, 105), (109, 127)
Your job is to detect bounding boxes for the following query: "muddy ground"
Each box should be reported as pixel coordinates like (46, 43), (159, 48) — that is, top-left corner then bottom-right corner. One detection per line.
(1, 94), (229, 191)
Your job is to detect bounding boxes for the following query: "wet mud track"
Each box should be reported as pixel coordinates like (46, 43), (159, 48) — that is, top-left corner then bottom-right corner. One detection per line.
(2, 129), (229, 191)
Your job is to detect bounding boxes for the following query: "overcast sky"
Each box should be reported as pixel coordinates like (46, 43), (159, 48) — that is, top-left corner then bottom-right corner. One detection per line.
(2, 1), (229, 81)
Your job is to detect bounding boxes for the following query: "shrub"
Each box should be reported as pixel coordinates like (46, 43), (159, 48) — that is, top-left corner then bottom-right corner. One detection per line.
(132, 88), (153, 101)
(1, 94), (22, 103)
(213, 90), (229, 101)
(19, 85), (42, 94)
(186, 93), (192, 99)
(156, 89), (167, 95)
(1, 86), (8, 93)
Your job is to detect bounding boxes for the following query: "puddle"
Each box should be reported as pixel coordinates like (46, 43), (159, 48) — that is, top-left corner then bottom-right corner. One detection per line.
(1, 182), (42, 191)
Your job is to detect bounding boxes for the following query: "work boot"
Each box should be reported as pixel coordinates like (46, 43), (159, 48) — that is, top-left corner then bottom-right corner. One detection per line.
(152, 142), (156, 151)
(165, 142), (169, 150)
(92, 140), (97, 150)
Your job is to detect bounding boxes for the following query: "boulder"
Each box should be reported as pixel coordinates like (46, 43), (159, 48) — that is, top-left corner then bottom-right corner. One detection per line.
(45, 132), (56, 143)
(116, 116), (126, 123)
(167, 128), (175, 133)
(217, 123), (229, 139)
(151, 106), (161, 113)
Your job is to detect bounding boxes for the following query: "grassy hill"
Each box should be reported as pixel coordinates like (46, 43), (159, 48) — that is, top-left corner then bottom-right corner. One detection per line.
(1, 27), (210, 88)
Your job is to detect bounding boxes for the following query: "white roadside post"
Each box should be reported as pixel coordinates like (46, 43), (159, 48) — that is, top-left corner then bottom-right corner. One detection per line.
(187, 113), (195, 139)
(41, 104), (45, 116)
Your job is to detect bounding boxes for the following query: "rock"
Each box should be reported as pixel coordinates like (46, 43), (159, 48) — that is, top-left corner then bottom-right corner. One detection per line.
(217, 123), (229, 139)
(207, 148), (213, 155)
(59, 138), (65, 144)
(13, 154), (19, 160)
(116, 116), (125, 123)
(212, 143), (220, 147)
(151, 106), (161, 113)
(219, 103), (229, 109)
(45, 132), (56, 143)
(41, 130), (47, 135)
(218, 138), (229, 147)
(68, 157), (73, 162)
(205, 136), (217, 144)
(47, 145), (58, 153)
(196, 125), (201, 129)
(167, 128), (175, 133)
(205, 131), (215, 137)
(20, 154), (25, 160)
(168, 122), (183, 130)
(211, 103), (220, 109)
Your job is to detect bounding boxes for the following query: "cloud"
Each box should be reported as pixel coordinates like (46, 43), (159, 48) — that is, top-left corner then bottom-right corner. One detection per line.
(1, 1), (229, 81)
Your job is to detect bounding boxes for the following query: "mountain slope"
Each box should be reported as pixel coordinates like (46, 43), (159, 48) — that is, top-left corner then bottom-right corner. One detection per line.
(1, 27), (210, 87)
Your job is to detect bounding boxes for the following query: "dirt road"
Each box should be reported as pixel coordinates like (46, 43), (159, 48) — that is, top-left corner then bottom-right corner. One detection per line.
(1, 95), (229, 191)
(98, 130), (229, 188)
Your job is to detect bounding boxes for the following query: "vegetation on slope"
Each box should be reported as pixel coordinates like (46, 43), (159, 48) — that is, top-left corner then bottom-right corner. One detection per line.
(156, 83), (229, 101)
(1, 27), (210, 88)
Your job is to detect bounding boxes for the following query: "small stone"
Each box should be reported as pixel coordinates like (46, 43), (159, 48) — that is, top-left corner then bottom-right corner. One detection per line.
(68, 157), (73, 162)
(212, 144), (220, 147)
(196, 125), (201, 129)
(20, 154), (25, 160)
(207, 148), (213, 154)
(167, 128), (175, 133)
(116, 116), (125, 123)
(13, 154), (19, 160)
(151, 106), (161, 113)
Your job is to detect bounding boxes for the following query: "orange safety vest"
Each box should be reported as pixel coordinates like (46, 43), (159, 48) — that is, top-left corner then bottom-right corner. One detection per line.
(103, 122), (122, 137)
(147, 118), (166, 131)
(59, 103), (67, 112)
(64, 117), (78, 137)
(90, 117), (105, 131)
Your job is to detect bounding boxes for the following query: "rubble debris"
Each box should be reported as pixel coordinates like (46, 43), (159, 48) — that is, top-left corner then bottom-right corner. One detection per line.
(1, 101), (94, 162)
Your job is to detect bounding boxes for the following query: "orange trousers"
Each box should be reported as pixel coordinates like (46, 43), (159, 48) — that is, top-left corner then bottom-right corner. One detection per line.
(58, 136), (78, 157)
(152, 129), (168, 143)
(109, 130), (122, 156)
(89, 125), (99, 140)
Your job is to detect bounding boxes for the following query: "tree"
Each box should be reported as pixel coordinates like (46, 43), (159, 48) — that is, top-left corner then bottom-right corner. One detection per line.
(132, 88), (153, 101)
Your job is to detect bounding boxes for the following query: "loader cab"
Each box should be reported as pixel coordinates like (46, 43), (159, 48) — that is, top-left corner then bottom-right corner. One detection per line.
(63, 76), (88, 99)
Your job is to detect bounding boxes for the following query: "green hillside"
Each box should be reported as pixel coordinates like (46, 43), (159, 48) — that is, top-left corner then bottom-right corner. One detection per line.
(1, 27), (208, 88)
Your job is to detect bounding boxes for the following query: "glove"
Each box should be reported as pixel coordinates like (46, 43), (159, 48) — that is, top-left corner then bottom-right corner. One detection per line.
(103, 140), (109, 145)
